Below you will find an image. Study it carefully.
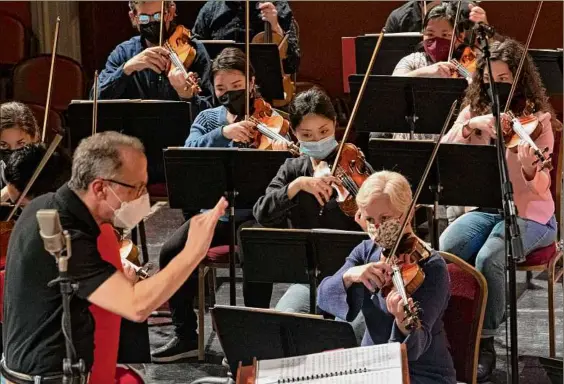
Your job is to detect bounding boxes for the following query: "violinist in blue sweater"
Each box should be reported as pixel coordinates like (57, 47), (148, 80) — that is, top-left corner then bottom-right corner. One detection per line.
(317, 171), (456, 384)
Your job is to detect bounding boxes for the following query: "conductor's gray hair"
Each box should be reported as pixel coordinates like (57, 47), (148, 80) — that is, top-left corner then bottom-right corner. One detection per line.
(68, 132), (144, 192)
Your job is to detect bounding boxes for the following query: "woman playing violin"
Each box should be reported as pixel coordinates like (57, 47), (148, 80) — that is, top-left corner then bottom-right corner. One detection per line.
(393, 2), (487, 79)
(317, 171), (456, 384)
(0, 102), (40, 203)
(440, 37), (560, 382)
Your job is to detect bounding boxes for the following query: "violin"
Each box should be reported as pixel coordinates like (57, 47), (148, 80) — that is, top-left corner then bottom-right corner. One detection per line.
(251, 1), (294, 107)
(314, 143), (373, 217)
(246, 98), (300, 155)
(163, 25), (201, 94)
(448, 1), (479, 81)
(119, 238), (151, 280)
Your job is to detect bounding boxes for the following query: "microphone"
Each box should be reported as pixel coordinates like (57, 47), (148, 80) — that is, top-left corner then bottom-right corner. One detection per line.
(36, 209), (65, 256)
(473, 22), (496, 38)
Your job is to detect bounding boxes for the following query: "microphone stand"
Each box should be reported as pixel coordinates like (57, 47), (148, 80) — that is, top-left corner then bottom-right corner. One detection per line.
(477, 31), (525, 384)
(47, 231), (87, 384)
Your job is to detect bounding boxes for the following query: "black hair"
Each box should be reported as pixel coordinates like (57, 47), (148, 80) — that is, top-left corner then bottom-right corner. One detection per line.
(0, 102), (40, 139)
(289, 88), (336, 129)
(422, 2), (466, 35)
(4, 143), (71, 199)
(211, 47), (255, 80)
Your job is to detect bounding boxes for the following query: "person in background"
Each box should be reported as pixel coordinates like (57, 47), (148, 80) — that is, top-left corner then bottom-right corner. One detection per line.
(0, 102), (40, 203)
(440, 38), (559, 382)
(95, 1), (213, 111)
(317, 171), (456, 384)
(193, 1), (300, 75)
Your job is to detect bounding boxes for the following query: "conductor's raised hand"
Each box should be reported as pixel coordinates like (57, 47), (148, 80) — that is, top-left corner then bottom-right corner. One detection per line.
(184, 197), (228, 260)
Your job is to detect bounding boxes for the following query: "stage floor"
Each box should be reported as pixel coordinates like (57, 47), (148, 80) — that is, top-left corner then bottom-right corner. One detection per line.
(131, 206), (563, 384)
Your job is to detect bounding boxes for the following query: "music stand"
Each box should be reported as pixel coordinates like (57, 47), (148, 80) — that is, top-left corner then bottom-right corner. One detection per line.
(355, 33), (422, 75)
(67, 100), (193, 185)
(163, 148), (291, 305)
(368, 139), (502, 248)
(529, 49), (563, 96)
(348, 76), (467, 138)
(211, 305), (358, 375)
(200, 41), (284, 101)
(240, 228), (368, 313)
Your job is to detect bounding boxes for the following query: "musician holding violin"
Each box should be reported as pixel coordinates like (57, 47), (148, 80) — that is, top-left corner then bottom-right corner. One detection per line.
(393, 2), (487, 79)
(0, 102), (40, 203)
(440, 37), (560, 382)
(95, 1), (213, 111)
(317, 171), (456, 384)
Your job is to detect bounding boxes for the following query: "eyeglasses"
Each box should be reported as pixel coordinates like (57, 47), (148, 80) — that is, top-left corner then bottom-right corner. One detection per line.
(104, 179), (147, 198)
(136, 12), (163, 25)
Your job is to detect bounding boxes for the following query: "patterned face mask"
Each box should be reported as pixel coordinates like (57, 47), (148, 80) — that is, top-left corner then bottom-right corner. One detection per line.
(367, 217), (403, 250)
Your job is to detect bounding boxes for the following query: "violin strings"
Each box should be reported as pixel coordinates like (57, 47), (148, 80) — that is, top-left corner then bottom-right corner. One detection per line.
(511, 117), (539, 150)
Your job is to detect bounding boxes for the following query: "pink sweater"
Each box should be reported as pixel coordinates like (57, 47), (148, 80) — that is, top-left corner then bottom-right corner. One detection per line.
(442, 106), (555, 225)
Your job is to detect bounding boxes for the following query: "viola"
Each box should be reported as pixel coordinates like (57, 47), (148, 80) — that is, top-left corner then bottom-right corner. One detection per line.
(314, 143), (373, 217)
(450, 44), (477, 80)
(247, 98), (300, 155)
(163, 25), (201, 94)
(119, 238), (151, 280)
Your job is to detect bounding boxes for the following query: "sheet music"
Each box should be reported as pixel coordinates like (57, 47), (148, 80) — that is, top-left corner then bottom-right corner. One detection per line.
(256, 343), (403, 384)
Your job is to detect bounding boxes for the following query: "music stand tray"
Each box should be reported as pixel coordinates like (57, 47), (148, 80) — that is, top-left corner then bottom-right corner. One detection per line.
(200, 42), (284, 101)
(355, 33), (422, 75)
(67, 100), (193, 185)
(348, 76), (467, 136)
(211, 305), (358, 376)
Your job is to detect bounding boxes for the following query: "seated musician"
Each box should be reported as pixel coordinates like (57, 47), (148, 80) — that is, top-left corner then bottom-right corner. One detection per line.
(384, 1), (486, 34)
(392, 2), (487, 78)
(153, 47), (288, 362)
(95, 1), (213, 111)
(1, 132), (227, 383)
(0, 102), (39, 203)
(439, 38), (559, 382)
(193, 1), (300, 75)
(317, 171), (456, 384)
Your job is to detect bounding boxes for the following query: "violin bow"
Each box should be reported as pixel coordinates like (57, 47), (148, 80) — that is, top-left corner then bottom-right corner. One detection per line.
(503, 1), (543, 113)
(92, 70), (99, 136)
(159, 0), (165, 47)
(41, 16), (61, 143)
(385, 100), (458, 262)
(447, 1), (463, 62)
(329, 28), (385, 176)
(245, 0), (251, 119)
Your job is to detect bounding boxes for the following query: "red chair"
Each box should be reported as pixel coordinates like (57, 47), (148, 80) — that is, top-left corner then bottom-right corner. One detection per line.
(0, 12), (30, 100)
(12, 55), (85, 113)
(24, 102), (64, 143)
(516, 127), (563, 357)
(441, 251), (488, 384)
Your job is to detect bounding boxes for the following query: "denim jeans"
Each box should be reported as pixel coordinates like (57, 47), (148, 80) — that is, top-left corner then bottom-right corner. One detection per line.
(439, 212), (557, 335)
(275, 284), (366, 345)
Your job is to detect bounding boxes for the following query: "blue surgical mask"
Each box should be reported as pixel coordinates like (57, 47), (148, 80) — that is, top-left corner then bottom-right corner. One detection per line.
(299, 136), (338, 160)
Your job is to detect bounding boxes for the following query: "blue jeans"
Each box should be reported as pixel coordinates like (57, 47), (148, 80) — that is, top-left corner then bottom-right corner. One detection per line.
(439, 212), (557, 335)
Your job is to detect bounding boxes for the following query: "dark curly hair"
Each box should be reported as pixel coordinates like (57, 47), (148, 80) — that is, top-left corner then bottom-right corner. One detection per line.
(0, 102), (40, 140)
(4, 143), (71, 199)
(462, 37), (561, 131)
(289, 87), (336, 130)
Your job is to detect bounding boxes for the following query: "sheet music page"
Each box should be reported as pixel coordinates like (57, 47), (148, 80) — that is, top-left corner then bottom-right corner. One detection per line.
(255, 343), (403, 384)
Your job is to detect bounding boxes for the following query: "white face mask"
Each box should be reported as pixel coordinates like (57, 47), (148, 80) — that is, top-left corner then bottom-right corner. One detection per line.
(106, 186), (151, 229)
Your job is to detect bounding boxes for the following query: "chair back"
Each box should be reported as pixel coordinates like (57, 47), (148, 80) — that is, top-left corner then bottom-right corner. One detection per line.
(12, 54), (85, 112)
(440, 251), (488, 384)
(0, 13), (27, 68)
(24, 102), (64, 143)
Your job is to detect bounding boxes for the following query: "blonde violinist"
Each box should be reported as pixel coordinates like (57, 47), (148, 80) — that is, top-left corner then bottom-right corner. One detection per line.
(317, 171), (455, 384)
(440, 37), (559, 382)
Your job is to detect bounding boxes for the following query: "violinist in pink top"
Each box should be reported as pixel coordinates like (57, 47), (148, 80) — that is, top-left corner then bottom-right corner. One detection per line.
(439, 37), (560, 382)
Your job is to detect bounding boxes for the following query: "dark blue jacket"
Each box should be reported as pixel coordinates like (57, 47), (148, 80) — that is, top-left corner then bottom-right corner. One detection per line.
(94, 36), (213, 112)
(317, 240), (457, 384)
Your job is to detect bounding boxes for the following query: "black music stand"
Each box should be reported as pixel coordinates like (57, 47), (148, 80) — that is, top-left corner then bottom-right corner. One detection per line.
(163, 148), (291, 305)
(201, 41), (284, 102)
(66, 100), (193, 185)
(211, 305), (358, 375)
(530, 49), (563, 96)
(240, 228), (368, 313)
(355, 33), (422, 75)
(368, 140), (502, 248)
(349, 76), (467, 138)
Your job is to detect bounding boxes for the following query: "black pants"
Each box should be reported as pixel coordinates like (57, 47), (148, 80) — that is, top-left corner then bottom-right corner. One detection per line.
(159, 216), (273, 340)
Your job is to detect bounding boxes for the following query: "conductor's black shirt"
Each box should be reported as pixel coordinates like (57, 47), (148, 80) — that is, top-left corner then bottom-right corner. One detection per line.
(253, 154), (359, 230)
(3, 184), (116, 375)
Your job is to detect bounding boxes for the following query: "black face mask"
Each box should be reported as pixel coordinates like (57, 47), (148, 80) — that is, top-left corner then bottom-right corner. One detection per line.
(218, 89), (254, 117)
(485, 82), (524, 111)
(0, 149), (13, 165)
(139, 21), (162, 45)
